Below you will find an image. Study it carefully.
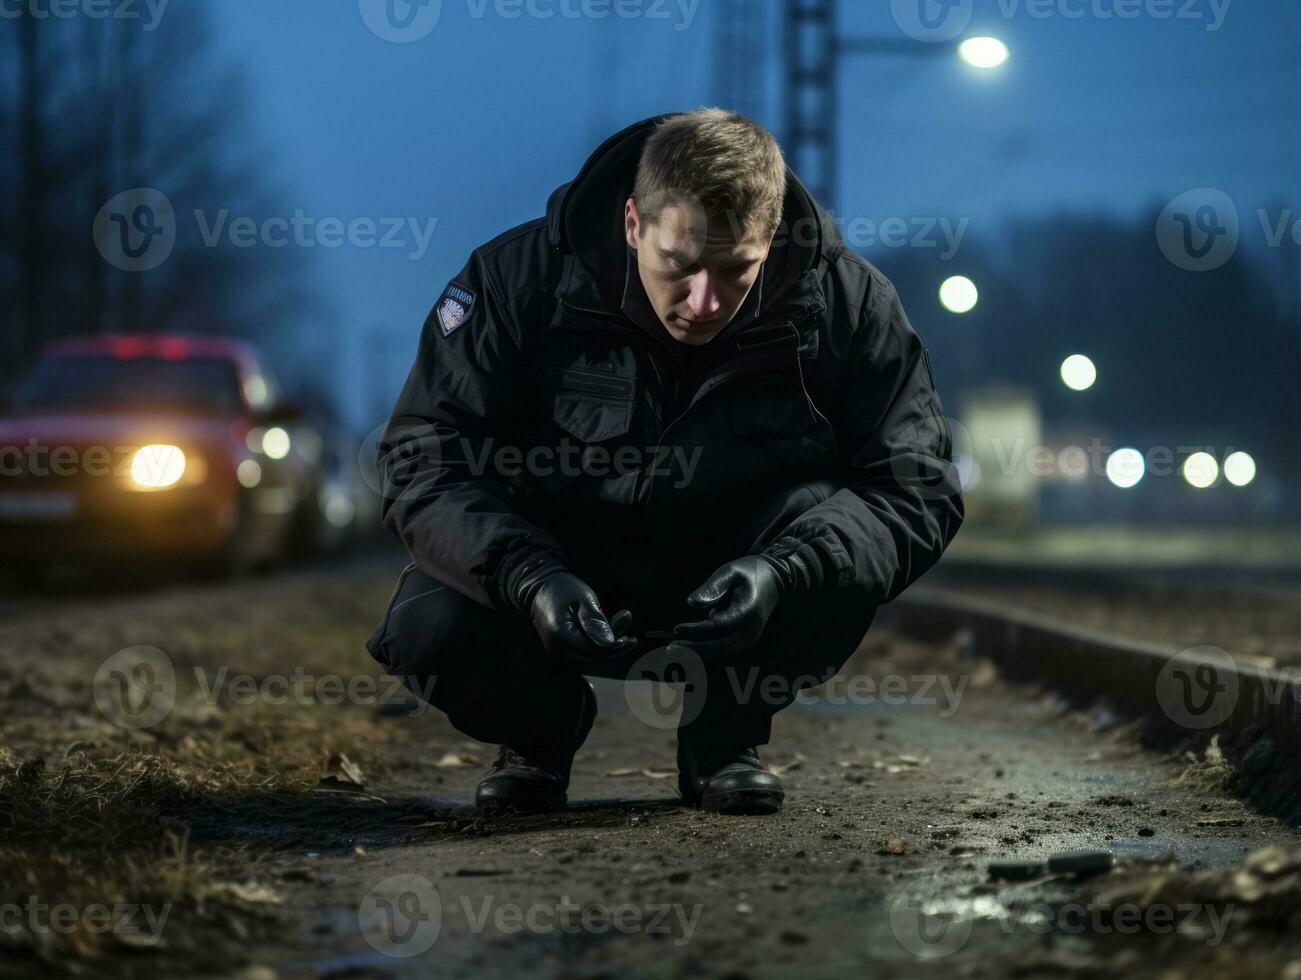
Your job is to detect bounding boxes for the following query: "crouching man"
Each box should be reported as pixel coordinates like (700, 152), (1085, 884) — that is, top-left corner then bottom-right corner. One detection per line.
(367, 110), (962, 816)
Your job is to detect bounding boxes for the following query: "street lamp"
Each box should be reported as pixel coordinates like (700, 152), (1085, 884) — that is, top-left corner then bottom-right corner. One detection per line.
(939, 275), (979, 314)
(958, 37), (1011, 70)
(1060, 354), (1097, 392)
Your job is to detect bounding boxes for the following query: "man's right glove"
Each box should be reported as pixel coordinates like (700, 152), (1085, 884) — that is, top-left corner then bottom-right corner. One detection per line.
(505, 554), (636, 665)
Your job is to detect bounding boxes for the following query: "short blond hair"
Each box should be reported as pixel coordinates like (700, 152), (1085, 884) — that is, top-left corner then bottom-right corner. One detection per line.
(633, 108), (787, 240)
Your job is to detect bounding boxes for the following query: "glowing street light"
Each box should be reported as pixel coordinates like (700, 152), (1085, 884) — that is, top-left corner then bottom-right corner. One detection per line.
(1060, 354), (1097, 392)
(1106, 448), (1145, 489)
(939, 275), (979, 314)
(959, 37), (1010, 70)
(1223, 451), (1256, 487)
(1182, 452), (1219, 489)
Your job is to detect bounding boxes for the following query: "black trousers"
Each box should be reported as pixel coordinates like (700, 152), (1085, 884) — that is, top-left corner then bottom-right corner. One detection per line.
(366, 481), (876, 764)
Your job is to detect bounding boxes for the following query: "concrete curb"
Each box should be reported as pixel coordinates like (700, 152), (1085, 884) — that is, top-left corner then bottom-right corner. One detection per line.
(882, 586), (1301, 759)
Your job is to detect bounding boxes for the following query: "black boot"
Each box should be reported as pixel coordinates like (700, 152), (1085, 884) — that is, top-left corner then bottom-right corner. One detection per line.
(474, 683), (596, 814)
(678, 744), (784, 815)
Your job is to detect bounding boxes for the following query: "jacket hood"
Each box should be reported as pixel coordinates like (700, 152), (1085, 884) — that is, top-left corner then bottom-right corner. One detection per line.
(545, 114), (843, 324)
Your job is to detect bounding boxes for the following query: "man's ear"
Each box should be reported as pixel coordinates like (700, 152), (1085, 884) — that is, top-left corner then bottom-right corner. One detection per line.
(624, 198), (640, 250)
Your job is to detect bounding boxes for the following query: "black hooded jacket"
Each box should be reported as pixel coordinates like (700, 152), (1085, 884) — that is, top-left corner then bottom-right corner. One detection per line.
(377, 115), (964, 611)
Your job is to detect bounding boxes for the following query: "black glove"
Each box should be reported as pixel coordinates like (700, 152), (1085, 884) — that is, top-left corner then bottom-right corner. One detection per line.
(671, 555), (791, 658)
(526, 570), (637, 665)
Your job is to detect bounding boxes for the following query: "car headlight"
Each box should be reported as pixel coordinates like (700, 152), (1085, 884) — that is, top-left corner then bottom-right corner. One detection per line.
(129, 445), (187, 490)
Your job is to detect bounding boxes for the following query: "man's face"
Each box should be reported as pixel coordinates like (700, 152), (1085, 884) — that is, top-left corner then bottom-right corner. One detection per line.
(625, 197), (773, 346)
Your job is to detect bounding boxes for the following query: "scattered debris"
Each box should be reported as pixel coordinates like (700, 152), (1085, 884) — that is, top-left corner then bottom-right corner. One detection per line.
(602, 766), (676, 779)
(873, 755), (929, 774)
(436, 751), (480, 769)
(988, 859), (1043, 882)
(317, 752), (366, 791)
(206, 881), (285, 906)
(771, 753), (806, 775)
(1047, 851), (1114, 877)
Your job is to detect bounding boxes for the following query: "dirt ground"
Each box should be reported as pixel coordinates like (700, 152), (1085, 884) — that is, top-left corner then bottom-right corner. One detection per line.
(2, 551), (1300, 978)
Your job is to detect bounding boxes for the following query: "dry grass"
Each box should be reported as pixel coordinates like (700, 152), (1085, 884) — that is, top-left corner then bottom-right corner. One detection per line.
(0, 568), (426, 969)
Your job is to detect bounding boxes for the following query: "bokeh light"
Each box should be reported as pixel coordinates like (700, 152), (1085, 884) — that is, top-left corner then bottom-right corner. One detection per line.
(1060, 354), (1097, 392)
(959, 37), (1010, 70)
(939, 276), (979, 314)
(1182, 452), (1218, 489)
(1223, 451), (1257, 487)
(1106, 448), (1145, 489)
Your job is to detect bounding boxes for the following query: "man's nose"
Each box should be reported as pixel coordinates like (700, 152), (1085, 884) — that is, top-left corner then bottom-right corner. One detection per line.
(686, 271), (723, 320)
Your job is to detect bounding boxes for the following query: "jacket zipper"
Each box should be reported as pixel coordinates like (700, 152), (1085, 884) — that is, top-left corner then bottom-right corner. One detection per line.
(639, 308), (827, 505)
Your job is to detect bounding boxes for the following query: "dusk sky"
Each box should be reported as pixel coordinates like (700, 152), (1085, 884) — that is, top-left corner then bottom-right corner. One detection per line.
(206, 0), (1298, 427)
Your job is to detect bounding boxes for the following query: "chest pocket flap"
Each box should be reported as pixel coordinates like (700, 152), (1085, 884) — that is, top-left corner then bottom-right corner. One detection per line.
(546, 366), (635, 443)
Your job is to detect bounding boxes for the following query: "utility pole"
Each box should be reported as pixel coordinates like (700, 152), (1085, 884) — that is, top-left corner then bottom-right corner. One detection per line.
(782, 0), (998, 208)
(783, 0), (837, 206)
(714, 0), (768, 123)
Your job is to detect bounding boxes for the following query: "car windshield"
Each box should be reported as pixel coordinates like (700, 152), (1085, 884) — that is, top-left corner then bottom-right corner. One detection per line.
(10, 355), (244, 414)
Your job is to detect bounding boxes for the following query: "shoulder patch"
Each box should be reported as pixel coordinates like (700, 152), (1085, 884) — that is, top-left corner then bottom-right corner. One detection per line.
(436, 281), (476, 337)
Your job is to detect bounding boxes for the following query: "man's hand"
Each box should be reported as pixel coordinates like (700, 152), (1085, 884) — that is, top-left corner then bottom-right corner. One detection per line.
(671, 556), (784, 657)
(530, 572), (636, 665)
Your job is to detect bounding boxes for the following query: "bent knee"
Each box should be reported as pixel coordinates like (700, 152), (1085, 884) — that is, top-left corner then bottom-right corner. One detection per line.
(367, 565), (489, 678)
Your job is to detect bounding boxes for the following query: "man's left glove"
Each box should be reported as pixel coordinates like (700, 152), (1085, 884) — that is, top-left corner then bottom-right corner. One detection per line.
(671, 553), (805, 657)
